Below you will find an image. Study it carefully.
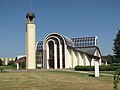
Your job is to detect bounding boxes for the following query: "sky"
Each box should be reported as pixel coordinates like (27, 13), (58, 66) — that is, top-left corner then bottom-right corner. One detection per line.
(0, 0), (120, 57)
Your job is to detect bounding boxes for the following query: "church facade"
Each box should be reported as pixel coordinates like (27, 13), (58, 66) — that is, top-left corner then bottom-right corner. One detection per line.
(36, 33), (101, 69)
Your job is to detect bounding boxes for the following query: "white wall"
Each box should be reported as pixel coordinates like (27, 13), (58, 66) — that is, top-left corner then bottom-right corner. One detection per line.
(65, 47), (94, 68)
(92, 49), (101, 66)
(84, 54), (90, 66)
(78, 53), (84, 66)
(65, 47), (72, 68)
(71, 50), (78, 68)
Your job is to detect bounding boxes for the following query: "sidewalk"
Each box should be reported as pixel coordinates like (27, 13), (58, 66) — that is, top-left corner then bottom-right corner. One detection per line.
(52, 69), (114, 76)
(5, 69), (114, 76)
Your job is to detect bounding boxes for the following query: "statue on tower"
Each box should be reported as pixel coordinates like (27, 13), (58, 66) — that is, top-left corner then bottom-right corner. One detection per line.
(26, 12), (35, 23)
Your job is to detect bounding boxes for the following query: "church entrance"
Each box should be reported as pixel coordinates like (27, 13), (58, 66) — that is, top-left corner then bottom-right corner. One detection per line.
(44, 33), (66, 69)
(48, 41), (54, 69)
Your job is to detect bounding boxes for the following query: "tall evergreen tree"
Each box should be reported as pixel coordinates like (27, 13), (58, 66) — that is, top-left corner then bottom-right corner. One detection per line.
(113, 30), (120, 63)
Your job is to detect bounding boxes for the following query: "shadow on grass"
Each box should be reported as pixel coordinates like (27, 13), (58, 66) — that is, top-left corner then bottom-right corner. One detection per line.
(88, 74), (95, 77)
(0, 71), (7, 73)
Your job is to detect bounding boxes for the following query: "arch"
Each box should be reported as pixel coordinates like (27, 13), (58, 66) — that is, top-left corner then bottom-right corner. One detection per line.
(44, 36), (64, 69)
(36, 41), (40, 50)
(43, 33), (66, 69)
(43, 33), (66, 45)
(48, 40), (54, 69)
(46, 39), (57, 69)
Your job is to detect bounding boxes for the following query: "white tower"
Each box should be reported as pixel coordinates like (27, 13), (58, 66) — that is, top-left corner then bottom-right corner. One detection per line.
(26, 12), (36, 69)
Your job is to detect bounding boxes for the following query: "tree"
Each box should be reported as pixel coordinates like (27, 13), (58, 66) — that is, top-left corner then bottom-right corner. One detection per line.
(8, 61), (14, 66)
(113, 30), (120, 63)
(8, 61), (16, 67)
(107, 55), (112, 64)
(0, 59), (3, 66)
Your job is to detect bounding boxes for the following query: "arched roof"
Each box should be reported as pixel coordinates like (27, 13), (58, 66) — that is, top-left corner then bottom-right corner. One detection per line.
(44, 33), (74, 46)
(16, 57), (26, 63)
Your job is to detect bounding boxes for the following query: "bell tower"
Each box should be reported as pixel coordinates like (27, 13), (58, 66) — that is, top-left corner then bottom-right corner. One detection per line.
(26, 12), (36, 69)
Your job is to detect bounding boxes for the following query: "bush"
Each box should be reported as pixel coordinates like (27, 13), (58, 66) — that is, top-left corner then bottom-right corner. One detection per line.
(75, 66), (94, 71)
(20, 61), (26, 69)
(100, 66), (120, 71)
(111, 63), (120, 66)
(0, 68), (3, 72)
(8, 61), (16, 67)
(75, 65), (120, 71)
(114, 68), (120, 90)
(8, 61), (14, 66)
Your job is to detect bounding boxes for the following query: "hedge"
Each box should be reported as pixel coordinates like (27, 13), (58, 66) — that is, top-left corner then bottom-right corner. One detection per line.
(75, 65), (120, 71)
(75, 66), (94, 71)
(0, 68), (3, 72)
(110, 63), (120, 66)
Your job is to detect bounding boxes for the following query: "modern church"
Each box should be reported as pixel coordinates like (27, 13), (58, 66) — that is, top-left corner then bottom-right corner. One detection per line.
(36, 33), (101, 69)
(17, 12), (101, 70)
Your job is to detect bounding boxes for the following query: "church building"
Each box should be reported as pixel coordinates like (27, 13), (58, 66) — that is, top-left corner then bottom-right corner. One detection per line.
(15, 12), (101, 72)
(36, 33), (101, 69)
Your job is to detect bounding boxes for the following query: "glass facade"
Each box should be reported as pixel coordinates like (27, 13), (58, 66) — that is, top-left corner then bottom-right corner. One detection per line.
(71, 36), (99, 47)
(36, 36), (99, 51)
(36, 41), (43, 68)
(36, 41), (43, 51)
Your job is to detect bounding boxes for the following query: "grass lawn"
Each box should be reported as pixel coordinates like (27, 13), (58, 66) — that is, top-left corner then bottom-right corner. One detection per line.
(89, 71), (115, 75)
(0, 66), (17, 70)
(0, 70), (119, 90)
(100, 71), (115, 75)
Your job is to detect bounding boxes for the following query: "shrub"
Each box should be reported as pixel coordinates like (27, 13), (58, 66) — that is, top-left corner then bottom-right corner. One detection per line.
(20, 61), (26, 69)
(8, 61), (16, 67)
(75, 66), (94, 71)
(114, 68), (120, 90)
(75, 65), (120, 71)
(100, 66), (120, 71)
(8, 61), (14, 66)
(0, 68), (3, 72)
(111, 63), (120, 66)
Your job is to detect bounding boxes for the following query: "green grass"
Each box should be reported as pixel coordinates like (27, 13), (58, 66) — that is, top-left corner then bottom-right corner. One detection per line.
(100, 71), (115, 75)
(0, 66), (17, 70)
(0, 70), (118, 90)
(0, 65), (26, 70)
(89, 71), (115, 75)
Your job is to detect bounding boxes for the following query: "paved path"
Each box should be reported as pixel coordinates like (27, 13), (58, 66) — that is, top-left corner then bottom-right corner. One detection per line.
(52, 69), (114, 76)
(5, 69), (114, 76)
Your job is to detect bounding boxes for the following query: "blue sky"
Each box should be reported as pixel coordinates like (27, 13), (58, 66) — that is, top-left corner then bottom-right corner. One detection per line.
(0, 0), (120, 57)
